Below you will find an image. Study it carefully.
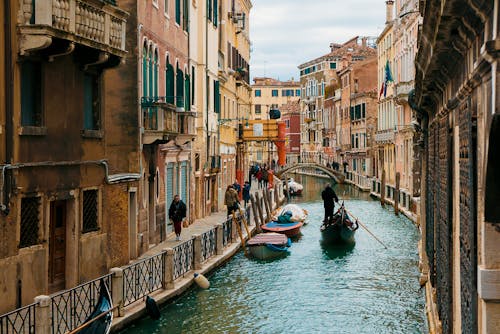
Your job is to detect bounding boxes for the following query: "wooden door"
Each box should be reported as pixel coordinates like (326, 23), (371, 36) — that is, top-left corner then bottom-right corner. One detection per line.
(49, 200), (66, 292)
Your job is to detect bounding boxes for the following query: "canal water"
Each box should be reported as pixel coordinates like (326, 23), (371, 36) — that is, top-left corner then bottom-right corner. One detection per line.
(121, 175), (427, 334)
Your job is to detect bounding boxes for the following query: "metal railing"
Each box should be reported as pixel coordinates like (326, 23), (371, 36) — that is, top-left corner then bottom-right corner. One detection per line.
(200, 229), (217, 263)
(172, 239), (194, 280)
(0, 302), (37, 334)
(50, 274), (112, 334)
(122, 252), (165, 307)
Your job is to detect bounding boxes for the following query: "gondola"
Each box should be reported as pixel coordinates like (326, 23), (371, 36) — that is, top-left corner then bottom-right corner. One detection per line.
(320, 203), (359, 244)
(76, 279), (113, 334)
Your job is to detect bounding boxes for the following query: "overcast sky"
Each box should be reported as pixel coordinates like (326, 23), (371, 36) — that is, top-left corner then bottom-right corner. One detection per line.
(249, 0), (386, 82)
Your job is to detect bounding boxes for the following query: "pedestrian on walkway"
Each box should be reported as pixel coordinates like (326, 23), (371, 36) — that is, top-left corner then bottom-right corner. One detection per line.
(168, 194), (187, 241)
(233, 179), (241, 197)
(256, 168), (263, 189)
(262, 167), (269, 189)
(242, 181), (251, 208)
(224, 185), (240, 217)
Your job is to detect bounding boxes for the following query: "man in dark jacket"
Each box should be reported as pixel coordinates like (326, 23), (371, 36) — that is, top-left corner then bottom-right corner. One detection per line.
(321, 184), (339, 222)
(169, 195), (187, 241)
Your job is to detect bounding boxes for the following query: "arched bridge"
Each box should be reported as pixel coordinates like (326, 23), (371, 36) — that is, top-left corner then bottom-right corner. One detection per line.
(275, 163), (345, 184)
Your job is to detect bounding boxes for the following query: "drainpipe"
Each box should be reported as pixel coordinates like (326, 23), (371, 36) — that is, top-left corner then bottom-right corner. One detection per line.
(0, 160), (141, 214)
(3, 0), (13, 215)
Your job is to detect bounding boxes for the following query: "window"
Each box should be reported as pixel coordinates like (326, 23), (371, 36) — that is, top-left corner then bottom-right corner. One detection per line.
(207, 0), (212, 22)
(164, 0), (168, 15)
(83, 72), (101, 130)
(183, 0), (189, 30)
(175, 0), (181, 24)
(254, 89), (261, 97)
(142, 45), (148, 96)
(165, 59), (174, 103)
(213, 0), (218, 26)
(255, 104), (261, 114)
(191, 66), (195, 105)
(176, 66), (184, 107)
(19, 197), (40, 248)
(296, 89), (301, 96)
(330, 62), (337, 69)
(83, 190), (98, 233)
(362, 103), (366, 118)
(285, 119), (290, 128)
(271, 90), (278, 97)
(21, 61), (42, 127)
(214, 80), (220, 113)
(184, 74), (190, 111)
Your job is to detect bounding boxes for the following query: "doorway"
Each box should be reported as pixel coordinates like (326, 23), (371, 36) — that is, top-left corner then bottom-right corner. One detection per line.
(49, 200), (66, 293)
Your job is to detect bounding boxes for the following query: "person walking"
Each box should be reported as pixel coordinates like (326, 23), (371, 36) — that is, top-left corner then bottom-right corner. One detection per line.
(321, 184), (339, 222)
(168, 194), (187, 241)
(224, 185), (240, 217)
(242, 181), (251, 208)
(262, 167), (269, 189)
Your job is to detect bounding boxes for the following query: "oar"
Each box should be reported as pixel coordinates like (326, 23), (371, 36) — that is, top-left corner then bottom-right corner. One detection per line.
(344, 208), (388, 249)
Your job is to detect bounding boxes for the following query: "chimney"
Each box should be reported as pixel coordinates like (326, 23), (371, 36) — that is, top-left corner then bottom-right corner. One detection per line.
(386, 0), (394, 23)
(361, 37), (367, 47)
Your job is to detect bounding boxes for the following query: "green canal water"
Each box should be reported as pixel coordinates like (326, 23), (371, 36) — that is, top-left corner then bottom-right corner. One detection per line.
(121, 175), (427, 334)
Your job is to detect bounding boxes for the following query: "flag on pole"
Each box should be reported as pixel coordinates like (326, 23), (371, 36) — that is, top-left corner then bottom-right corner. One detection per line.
(383, 60), (393, 98)
(379, 82), (385, 100)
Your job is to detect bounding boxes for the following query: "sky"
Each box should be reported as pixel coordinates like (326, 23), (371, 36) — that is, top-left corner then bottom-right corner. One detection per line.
(249, 0), (386, 82)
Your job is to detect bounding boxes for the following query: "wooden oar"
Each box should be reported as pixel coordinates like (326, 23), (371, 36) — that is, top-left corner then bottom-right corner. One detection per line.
(344, 208), (388, 249)
(66, 305), (118, 334)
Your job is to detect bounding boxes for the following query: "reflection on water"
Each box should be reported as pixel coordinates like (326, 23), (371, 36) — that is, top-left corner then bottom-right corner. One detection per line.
(121, 175), (427, 334)
(321, 241), (356, 260)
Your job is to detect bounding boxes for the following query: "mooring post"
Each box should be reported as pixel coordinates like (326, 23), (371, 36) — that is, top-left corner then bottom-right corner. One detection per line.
(193, 234), (202, 270)
(163, 248), (174, 289)
(381, 169), (386, 207)
(250, 194), (260, 229)
(255, 192), (265, 224)
(395, 172), (400, 216)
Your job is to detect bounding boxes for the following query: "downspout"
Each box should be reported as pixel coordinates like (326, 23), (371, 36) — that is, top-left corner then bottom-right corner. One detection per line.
(3, 0), (13, 214)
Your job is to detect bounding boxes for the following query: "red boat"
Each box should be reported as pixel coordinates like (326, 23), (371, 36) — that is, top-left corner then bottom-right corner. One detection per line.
(261, 220), (304, 238)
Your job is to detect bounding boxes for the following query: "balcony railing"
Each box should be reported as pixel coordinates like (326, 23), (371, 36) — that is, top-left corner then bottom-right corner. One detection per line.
(375, 130), (395, 143)
(395, 81), (414, 100)
(141, 97), (196, 143)
(18, 0), (127, 56)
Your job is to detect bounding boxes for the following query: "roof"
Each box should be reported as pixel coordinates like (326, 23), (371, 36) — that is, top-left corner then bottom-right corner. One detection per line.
(252, 77), (300, 87)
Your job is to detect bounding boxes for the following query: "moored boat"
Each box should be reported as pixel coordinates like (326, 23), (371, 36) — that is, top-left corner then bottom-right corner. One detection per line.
(77, 279), (113, 334)
(247, 233), (291, 260)
(262, 211), (303, 237)
(285, 178), (303, 196)
(320, 203), (359, 244)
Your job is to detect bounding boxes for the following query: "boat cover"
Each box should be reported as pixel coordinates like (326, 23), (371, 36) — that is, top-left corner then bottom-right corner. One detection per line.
(248, 232), (288, 246)
(276, 204), (308, 222)
(262, 221), (303, 229)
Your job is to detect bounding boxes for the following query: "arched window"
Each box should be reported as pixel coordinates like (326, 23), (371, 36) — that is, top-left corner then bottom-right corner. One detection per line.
(165, 56), (174, 103)
(148, 46), (153, 98)
(184, 74), (190, 111)
(154, 50), (158, 98)
(176, 64), (184, 108)
(142, 43), (148, 97)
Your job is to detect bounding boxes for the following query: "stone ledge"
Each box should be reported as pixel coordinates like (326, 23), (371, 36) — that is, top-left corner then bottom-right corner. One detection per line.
(478, 267), (500, 300)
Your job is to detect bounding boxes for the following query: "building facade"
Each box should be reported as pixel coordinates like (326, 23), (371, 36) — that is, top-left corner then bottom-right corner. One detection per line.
(250, 77), (300, 165)
(415, 0), (500, 333)
(0, 0), (133, 312)
(280, 100), (301, 164)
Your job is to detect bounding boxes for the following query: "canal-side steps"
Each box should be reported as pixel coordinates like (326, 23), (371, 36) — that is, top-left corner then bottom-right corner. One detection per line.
(0, 183), (286, 334)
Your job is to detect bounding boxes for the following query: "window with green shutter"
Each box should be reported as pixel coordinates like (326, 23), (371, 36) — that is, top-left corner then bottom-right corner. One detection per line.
(148, 50), (153, 97)
(213, 0), (218, 26)
(330, 62), (337, 69)
(83, 72), (101, 130)
(214, 80), (220, 113)
(350, 106), (354, 120)
(272, 89), (278, 97)
(142, 46), (148, 97)
(166, 60), (174, 103)
(154, 52), (158, 98)
(175, 0), (181, 24)
(184, 74), (190, 111)
(176, 67), (184, 107)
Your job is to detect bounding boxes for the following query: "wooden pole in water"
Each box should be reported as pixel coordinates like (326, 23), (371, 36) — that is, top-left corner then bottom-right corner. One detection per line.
(380, 169), (386, 207)
(239, 207), (251, 237)
(250, 194), (260, 228)
(255, 192), (265, 225)
(263, 189), (271, 219)
(394, 172), (400, 216)
(232, 211), (247, 255)
(344, 208), (388, 249)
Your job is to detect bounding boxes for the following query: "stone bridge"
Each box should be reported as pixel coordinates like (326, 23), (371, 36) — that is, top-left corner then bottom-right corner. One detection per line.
(275, 163), (345, 184)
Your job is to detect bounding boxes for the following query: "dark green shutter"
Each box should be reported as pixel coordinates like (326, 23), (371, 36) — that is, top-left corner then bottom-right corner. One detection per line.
(142, 48), (148, 96)
(184, 75), (190, 111)
(213, 0), (218, 26)
(176, 68), (184, 107)
(21, 61), (42, 126)
(176, 0), (181, 24)
(166, 63), (174, 103)
(83, 74), (94, 130)
(214, 80), (220, 113)
(350, 106), (354, 120)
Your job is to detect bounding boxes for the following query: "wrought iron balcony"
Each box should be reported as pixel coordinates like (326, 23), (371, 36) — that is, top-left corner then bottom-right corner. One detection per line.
(141, 96), (196, 145)
(18, 0), (127, 57)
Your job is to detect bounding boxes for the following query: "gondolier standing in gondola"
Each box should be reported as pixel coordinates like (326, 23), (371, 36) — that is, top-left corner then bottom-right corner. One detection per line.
(321, 183), (339, 222)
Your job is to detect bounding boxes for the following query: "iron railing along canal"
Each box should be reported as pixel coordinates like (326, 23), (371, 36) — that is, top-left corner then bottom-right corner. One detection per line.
(50, 274), (112, 334)
(122, 252), (165, 307)
(172, 239), (195, 280)
(201, 229), (217, 262)
(0, 302), (37, 334)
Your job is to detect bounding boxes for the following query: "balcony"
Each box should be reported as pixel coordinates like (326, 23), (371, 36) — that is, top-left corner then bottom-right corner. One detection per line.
(209, 156), (221, 174)
(141, 97), (196, 145)
(375, 130), (395, 143)
(18, 0), (127, 59)
(395, 81), (414, 103)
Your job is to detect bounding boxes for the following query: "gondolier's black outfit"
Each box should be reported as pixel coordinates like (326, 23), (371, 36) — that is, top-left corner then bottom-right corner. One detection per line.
(321, 185), (339, 222)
